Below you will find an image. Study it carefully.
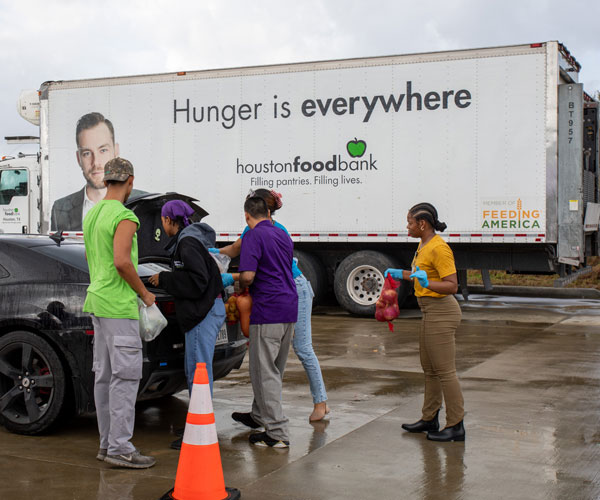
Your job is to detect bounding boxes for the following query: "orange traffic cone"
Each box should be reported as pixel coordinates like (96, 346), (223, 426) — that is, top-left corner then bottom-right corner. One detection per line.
(160, 363), (240, 500)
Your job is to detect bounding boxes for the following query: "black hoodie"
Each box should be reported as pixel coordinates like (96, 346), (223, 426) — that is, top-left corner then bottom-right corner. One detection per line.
(158, 223), (224, 332)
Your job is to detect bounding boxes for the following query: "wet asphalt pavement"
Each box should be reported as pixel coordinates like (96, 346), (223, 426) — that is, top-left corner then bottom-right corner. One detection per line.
(1, 294), (600, 500)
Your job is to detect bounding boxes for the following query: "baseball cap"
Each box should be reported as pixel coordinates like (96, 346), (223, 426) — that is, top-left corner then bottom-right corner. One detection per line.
(104, 157), (134, 181)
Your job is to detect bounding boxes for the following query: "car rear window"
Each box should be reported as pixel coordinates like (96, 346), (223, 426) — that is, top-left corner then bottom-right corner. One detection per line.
(30, 244), (170, 276)
(31, 244), (89, 272)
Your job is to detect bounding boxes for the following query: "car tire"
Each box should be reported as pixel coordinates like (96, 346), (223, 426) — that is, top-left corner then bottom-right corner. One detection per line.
(0, 331), (67, 435)
(294, 250), (327, 306)
(334, 251), (399, 316)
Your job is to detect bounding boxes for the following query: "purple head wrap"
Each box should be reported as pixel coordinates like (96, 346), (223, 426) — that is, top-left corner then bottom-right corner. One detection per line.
(161, 200), (195, 227)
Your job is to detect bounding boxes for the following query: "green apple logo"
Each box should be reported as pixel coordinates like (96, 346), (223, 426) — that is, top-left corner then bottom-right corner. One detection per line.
(347, 138), (367, 158)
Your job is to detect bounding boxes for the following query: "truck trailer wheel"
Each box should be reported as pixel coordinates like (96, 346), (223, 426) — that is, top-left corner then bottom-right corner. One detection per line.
(334, 251), (399, 316)
(396, 279), (417, 309)
(294, 250), (327, 306)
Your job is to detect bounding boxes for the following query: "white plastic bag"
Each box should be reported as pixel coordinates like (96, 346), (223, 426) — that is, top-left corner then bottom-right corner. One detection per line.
(211, 252), (231, 273)
(138, 298), (168, 342)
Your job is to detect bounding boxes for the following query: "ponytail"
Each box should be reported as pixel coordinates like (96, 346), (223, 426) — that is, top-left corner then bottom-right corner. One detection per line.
(409, 202), (447, 232)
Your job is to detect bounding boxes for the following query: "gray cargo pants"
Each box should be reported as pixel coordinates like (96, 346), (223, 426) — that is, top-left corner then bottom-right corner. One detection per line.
(91, 315), (142, 455)
(249, 322), (294, 442)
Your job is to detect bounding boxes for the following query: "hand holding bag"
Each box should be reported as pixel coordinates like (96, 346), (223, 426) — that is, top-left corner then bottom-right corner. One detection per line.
(137, 298), (168, 342)
(375, 275), (401, 331)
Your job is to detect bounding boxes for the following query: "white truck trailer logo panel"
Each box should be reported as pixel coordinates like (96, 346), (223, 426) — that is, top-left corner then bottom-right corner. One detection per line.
(45, 49), (547, 238)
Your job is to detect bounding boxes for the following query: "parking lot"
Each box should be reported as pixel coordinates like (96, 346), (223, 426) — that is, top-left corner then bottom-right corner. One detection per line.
(1, 294), (600, 500)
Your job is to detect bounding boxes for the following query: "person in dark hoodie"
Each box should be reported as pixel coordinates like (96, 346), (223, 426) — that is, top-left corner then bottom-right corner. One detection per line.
(148, 200), (225, 397)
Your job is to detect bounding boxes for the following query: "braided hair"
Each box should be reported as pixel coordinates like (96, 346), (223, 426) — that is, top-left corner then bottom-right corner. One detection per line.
(253, 188), (283, 214)
(409, 202), (447, 232)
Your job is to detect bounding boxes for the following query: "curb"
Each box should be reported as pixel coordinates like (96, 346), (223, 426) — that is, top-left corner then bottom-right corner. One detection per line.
(466, 285), (600, 300)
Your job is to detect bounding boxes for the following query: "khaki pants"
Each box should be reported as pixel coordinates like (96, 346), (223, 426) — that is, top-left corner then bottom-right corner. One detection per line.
(417, 295), (464, 427)
(249, 322), (294, 441)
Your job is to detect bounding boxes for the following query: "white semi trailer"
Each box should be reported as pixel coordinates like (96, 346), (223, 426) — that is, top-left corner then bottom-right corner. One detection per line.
(1, 41), (598, 314)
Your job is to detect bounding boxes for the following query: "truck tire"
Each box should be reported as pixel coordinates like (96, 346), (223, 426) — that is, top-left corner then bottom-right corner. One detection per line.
(397, 279), (417, 309)
(294, 250), (327, 306)
(0, 331), (67, 435)
(334, 251), (399, 316)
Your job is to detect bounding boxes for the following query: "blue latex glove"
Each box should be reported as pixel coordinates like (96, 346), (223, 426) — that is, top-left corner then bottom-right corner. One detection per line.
(208, 247), (220, 254)
(221, 273), (234, 287)
(384, 268), (404, 280)
(410, 266), (429, 288)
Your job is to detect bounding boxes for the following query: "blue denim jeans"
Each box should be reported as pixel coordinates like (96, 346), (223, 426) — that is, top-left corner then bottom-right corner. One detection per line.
(294, 275), (328, 404)
(184, 297), (226, 396)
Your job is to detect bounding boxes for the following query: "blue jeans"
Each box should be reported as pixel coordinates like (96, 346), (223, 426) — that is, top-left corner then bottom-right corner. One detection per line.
(184, 297), (226, 396)
(294, 275), (328, 404)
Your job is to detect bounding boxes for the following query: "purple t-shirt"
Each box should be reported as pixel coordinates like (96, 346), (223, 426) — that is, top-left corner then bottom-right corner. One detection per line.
(239, 220), (298, 324)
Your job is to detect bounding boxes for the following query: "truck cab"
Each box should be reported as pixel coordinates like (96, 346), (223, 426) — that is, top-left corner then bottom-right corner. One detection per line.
(0, 90), (43, 234)
(0, 153), (41, 234)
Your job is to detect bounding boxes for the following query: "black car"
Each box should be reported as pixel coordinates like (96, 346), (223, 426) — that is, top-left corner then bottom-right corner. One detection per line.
(0, 195), (246, 435)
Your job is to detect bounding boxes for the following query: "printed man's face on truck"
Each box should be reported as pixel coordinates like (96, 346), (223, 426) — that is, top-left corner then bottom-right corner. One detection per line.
(76, 122), (120, 190)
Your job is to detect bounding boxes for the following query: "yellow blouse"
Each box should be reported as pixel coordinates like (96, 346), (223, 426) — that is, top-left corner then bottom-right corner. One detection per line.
(411, 235), (457, 298)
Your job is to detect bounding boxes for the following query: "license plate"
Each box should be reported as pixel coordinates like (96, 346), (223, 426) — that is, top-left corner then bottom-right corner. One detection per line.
(215, 325), (228, 346)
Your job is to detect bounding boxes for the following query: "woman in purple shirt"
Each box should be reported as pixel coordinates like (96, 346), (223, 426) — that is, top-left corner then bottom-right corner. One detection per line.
(213, 189), (329, 422)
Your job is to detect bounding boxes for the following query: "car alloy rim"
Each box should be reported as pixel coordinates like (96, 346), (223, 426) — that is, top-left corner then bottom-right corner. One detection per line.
(345, 265), (384, 306)
(0, 341), (55, 425)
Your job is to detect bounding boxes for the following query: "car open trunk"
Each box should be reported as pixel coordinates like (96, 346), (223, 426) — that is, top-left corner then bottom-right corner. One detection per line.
(125, 192), (208, 261)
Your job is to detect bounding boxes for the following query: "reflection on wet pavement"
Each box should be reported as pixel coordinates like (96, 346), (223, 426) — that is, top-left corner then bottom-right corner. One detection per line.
(96, 470), (136, 500)
(1, 295), (600, 499)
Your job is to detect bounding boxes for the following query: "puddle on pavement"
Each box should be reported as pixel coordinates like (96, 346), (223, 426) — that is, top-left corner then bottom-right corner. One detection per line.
(461, 294), (600, 316)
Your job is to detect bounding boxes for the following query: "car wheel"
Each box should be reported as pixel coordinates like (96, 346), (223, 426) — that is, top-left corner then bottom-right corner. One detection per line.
(294, 250), (327, 306)
(334, 251), (399, 316)
(0, 331), (67, 435)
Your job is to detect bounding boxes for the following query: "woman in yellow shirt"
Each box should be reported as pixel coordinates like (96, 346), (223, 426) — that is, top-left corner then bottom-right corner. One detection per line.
(385, 202), (465, 442)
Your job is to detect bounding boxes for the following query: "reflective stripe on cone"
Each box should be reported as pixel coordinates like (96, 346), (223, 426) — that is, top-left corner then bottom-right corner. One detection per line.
(188, 381), (214, 415)
(182, 422), (218, 447)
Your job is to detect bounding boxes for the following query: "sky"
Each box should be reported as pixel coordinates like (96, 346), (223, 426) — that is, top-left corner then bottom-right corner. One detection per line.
(1, 0), (599, 156)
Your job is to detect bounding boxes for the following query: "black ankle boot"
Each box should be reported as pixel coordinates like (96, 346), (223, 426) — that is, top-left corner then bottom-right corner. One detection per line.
(401, 410), (440, 433)
(427, 420), (465, 442)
